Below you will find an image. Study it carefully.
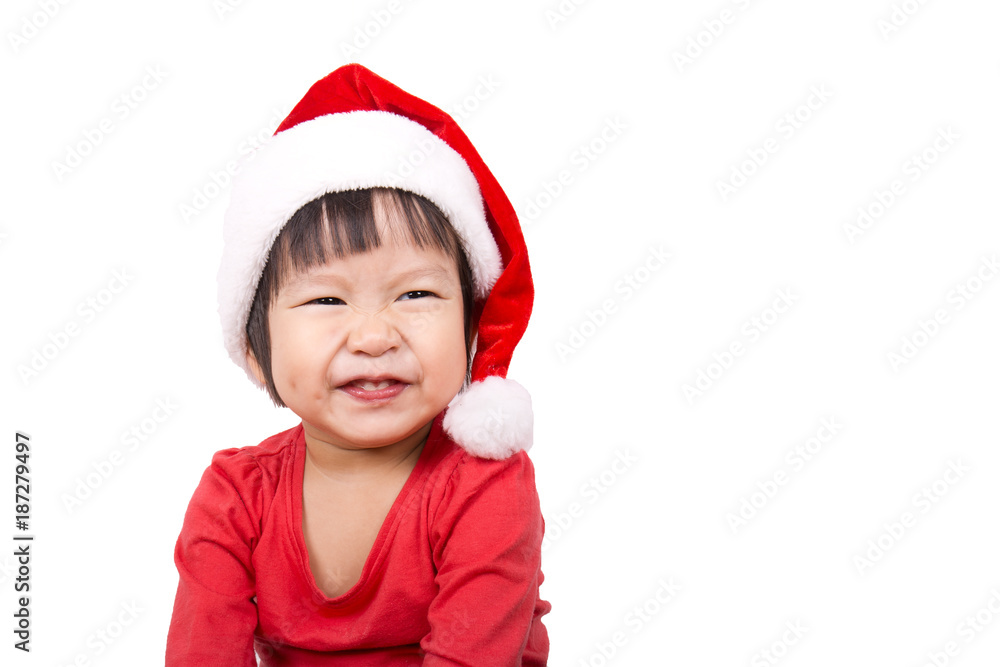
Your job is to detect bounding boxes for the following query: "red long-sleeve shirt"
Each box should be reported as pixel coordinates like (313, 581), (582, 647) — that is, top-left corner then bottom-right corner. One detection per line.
(166, 415), (549, 665)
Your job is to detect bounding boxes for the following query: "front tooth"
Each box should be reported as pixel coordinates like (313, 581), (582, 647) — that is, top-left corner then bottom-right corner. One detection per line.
(359, 380), (391, 391)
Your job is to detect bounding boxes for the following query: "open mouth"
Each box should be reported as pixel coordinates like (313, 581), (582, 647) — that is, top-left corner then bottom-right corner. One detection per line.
(339, 378), (407, 402)
(349, 379), (398, 391)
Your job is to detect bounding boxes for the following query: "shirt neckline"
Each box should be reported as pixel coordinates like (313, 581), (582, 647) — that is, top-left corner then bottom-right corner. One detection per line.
(289, 414), (445, 607)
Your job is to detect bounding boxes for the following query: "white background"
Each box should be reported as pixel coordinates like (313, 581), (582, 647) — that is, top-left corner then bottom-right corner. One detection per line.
(3, 0), (999, 665)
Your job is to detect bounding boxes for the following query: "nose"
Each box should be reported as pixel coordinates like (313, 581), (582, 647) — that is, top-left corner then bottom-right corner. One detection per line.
(345, 312), (401, 357)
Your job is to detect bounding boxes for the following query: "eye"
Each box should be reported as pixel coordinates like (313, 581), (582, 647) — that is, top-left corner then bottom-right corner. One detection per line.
(397, 290), (436, 301)
(307, 297), (345, 305)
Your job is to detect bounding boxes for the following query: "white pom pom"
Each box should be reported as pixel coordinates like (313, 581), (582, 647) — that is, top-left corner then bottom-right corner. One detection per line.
(443, 377), (533, 459)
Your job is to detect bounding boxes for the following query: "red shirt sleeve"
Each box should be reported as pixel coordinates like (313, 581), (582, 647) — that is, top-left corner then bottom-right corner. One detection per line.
(422, 450), (551, 665)
(166, 448), (266, 666)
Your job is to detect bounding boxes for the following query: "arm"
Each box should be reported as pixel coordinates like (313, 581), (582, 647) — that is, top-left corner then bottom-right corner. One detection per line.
(422, 451), (551, 666)
(166, 449), (263, 667)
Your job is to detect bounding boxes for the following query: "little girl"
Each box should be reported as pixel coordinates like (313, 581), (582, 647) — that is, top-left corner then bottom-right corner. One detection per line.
(166, 64), (549, 665)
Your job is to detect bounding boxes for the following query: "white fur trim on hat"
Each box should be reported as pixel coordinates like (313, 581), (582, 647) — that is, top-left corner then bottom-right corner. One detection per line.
(443, 376), (533, 459)
(217, 110), (503, 386)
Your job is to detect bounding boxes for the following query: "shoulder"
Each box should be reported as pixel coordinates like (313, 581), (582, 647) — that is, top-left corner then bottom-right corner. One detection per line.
(426, 435), (541, 523)
(208, 423), (300, 475)
(451, 447), (538, 489)
(428, 426), (538, 482)
(194, 424), (302, 511)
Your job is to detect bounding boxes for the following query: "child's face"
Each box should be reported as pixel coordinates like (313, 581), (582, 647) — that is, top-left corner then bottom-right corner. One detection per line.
(256, 226), (468, 453)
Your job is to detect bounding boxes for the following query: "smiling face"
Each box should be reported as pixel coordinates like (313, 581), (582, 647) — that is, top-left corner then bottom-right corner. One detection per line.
(244, 188), (475, 454)
(262, 236), (467, 452)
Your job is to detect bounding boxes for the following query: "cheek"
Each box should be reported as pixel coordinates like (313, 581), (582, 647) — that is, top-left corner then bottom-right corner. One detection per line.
(266, 319), (292, 371)
(437, 311), (470, 387)
(267, 314), (321, 380)
(406, 305), (467, 385)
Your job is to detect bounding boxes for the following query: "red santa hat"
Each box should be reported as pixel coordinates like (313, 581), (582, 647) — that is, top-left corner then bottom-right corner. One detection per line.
(217, 64), (533, 460)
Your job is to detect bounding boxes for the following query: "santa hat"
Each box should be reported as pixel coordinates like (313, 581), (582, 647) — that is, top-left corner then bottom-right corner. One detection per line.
(217, 64), (533, 460)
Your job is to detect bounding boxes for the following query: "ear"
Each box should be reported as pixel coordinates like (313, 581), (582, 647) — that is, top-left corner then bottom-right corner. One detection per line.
(245, 347), (266, 386)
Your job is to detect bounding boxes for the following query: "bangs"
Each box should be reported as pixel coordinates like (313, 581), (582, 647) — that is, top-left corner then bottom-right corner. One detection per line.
(260, 187), (464, 304)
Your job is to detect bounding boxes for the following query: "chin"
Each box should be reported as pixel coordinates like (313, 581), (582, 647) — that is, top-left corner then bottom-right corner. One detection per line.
(342, 421), (434, 449)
